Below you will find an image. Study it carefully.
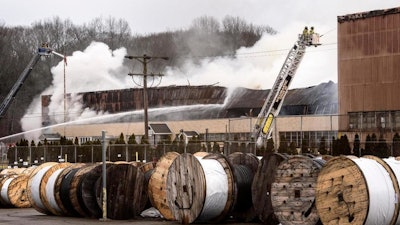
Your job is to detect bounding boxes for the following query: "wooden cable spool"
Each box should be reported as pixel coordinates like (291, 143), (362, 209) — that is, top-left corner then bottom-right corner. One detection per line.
(6, 174), (31, 208)
(363, 155), (400, 225)
(201, 153), (236, 223)
(0, 168), (26, 176)
(26, 162), (58, 214)
(227, 152), (259, 222)
(95, 162), (145, 220)
(251, 153), (288, 224)
(57, 167), (83, 216)
(69, 164), (100, 217)
(139, 161), (156, 210)
(316, 156), (368, 225)
(271, 155), (323, 225)
(165, 153), (206, 224)
(316, 156), (400, 225)
(40, 163), (71, 215)
(80, 163), (112, 218)
(148, 151), (180, 221)
(193, 151), (209, 158)
(0, 176), (15, 207)
(53, 163), (86, 216)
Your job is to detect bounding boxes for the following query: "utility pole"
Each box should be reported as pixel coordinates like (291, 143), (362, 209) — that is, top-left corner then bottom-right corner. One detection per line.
(125, 54), (169, 142)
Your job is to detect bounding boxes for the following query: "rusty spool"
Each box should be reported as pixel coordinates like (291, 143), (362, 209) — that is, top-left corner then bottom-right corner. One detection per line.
(316, 156), (400, 225)
(95, 162), (146, 220)
(148, 151), (180, 221)
(271, 155), (325, 225)
(251, 153), (288, 224)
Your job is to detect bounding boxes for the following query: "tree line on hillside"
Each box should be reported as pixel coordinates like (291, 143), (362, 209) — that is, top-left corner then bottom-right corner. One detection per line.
(0, 16), (276, 137)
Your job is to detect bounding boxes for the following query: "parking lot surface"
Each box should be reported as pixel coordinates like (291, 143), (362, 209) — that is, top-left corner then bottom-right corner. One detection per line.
(0, 208), (261, 225)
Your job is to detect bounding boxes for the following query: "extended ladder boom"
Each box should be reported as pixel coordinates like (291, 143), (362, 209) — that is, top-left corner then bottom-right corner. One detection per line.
(252, 33), (320, 147)
(0, 45), (59, 118)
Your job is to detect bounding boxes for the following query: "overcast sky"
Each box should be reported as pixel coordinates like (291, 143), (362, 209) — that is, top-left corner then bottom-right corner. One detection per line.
(1, 0), (399, 34)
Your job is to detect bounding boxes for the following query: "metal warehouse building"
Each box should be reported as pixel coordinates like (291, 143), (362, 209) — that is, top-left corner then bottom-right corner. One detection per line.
(338, 7), (400, 147)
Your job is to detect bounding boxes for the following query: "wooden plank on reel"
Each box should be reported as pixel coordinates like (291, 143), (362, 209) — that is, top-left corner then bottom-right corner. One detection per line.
(95, 162), (145, 220)
(69, 164), (99, 218)
(148, 151), (180, 221)
(251, 153), (287, 224)
(167, 153), (206, 224)
(316, 156), (369, 225)
(7, 174), (31, 208)
(271, 155), (322, 225)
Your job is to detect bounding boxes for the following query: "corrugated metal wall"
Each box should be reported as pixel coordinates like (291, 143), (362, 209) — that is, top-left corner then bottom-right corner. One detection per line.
(338, 8), (400, 130)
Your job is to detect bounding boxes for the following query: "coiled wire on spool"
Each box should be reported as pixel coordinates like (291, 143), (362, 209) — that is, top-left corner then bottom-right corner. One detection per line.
(228, 152), (259, 221)
(232, 164), (253, 212)
(0, 177), (13, 205)
(316, 156), (398, 225)
(196, 157), (229, 222)
(271, 155), (323, 225)
(28, 163), (57, 214)
(44, 168), (66, 215)
(59, 167), (81, 216)
(354, 157), (396, 225)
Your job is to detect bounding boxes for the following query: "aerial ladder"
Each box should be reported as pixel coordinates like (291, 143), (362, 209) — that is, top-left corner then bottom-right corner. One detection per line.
(252, 30), (321, 147)
(0, 44), (66, 118)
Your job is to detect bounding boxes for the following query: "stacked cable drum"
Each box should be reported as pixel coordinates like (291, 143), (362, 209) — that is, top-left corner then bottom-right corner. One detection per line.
(252, 153), (288, 224)
(148, 152), (237, 224)
(0, 167), (34, 208)
(148, 151), (180, 221)
(27, 162), (59, 214)
(195, 153), (235, 223)
(271, 155), (325, 225)
(95, 161), (146, 220)
(316, 156), (400, 225)
(138, 161), (156, 210)
(227, 152), (259, 222)
(24, 161), (147, 220)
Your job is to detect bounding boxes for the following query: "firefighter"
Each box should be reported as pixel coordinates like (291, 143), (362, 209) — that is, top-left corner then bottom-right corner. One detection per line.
(302, 26), (309, 41)
(309, 27), (315, 44)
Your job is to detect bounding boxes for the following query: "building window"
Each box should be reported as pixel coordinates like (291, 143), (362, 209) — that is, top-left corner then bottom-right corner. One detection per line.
(349, 110), (400, 131)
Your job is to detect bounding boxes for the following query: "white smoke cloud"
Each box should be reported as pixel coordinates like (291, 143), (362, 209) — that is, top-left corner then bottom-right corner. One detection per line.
(20, 23), (337, 141)
(21, 42), (131, 140)
(163, 21), (337, 89)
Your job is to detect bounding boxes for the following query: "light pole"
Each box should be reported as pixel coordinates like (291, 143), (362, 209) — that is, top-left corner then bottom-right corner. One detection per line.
(125, 55), (169, 142)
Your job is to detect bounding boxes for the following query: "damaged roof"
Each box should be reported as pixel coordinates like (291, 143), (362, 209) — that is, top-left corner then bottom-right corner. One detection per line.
(338, 7), (400, 23)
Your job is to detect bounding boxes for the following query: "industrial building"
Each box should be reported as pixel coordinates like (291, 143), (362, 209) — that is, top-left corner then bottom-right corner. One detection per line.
(338, 7), (400, 148)
(50, 82), (338, 152)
